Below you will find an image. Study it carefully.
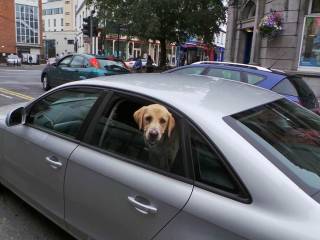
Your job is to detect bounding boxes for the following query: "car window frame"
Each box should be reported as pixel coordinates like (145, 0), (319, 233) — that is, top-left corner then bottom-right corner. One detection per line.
(80, 89), (195, 184)
(185, 120), (252, 203)
(24, 85), (108, 143)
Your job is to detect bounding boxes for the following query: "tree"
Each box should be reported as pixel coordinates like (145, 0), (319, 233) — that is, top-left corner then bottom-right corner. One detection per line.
(86, 0), (226, 66)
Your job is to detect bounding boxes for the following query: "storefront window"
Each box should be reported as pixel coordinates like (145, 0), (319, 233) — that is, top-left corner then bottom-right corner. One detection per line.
(312, 0), (320, 13)
(299, 16), (320, 68)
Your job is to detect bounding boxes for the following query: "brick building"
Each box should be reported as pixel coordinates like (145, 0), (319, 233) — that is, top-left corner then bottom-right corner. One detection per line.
(0, 0), (16, 62)
(0, 0), (42, 63)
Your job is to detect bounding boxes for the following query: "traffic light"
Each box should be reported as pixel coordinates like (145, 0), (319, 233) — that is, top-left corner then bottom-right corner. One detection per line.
(82, 16), (91, 36)
(92, 17), (99, 37)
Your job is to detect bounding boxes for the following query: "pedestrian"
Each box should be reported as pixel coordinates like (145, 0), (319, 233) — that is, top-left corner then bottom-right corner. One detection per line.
(146, 55), (154, 73)
(28, 55), (33, 65)
(133, 55), (142, 73)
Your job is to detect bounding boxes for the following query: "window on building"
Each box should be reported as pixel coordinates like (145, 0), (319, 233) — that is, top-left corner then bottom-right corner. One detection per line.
(299, 16), (320, 69)
(67, 40), (74, 45)
(61, 18), (64, 26)
(65, 0), (70, 4)
(66, 12), (70, 15)
(16, 4), (39, 44)
(66, 23), (70, 26)
(48, 19), (50, 27)
(312, 0), (320, 13)
(54, 19), (56, 27)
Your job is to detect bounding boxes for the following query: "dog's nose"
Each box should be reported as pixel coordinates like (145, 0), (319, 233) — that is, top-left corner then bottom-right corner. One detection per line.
(149, 129), (159, 140)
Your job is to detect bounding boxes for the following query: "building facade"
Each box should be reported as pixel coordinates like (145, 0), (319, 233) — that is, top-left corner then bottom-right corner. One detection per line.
(43, 0), (77, 58)
(15, 0), (42, 62)
(213, 24), (227, 61)
(226, 0), (320, 71)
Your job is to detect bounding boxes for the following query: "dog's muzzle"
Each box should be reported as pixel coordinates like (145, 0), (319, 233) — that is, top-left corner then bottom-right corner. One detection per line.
(145, 128), (162, 147)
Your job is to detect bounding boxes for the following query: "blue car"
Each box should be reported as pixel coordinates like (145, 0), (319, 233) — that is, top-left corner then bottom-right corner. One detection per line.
(165, 61), (319, 113)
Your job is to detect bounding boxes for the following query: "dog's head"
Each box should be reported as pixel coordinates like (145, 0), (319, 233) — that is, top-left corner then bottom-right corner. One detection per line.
(134, 104), (175, 147)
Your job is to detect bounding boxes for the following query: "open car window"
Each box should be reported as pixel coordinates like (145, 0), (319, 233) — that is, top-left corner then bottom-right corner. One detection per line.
(85, 95), (187, 177)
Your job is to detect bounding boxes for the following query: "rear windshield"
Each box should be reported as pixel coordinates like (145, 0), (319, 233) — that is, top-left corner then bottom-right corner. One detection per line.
(288, 76), (318, 109)
(97, 59), (126, 69)
(227, 99), (320, 195)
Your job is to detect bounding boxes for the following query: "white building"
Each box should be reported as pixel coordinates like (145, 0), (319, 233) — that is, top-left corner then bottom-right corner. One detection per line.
(42, 0), (77, 58)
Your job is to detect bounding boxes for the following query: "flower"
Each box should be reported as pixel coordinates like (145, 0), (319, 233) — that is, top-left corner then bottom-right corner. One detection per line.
(259, 11), (283, 39)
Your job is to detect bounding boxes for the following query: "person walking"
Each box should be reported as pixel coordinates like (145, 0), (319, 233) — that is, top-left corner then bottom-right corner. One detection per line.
(146, 55), (154, 73)
(28, 55), (33, 65)
(133, 55), (142, 73)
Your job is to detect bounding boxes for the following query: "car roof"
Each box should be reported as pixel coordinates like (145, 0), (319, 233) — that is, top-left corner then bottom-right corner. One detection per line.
(63, 74), (282, 118)
(192, 61), (273, 72)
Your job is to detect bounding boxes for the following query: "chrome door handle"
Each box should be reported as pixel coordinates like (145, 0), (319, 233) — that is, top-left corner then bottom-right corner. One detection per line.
(45, 156), (62, 170)
(128, 196), (158, 215)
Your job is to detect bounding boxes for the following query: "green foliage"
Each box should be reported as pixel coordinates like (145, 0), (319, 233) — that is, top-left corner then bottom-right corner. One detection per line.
(86, 0), (226, 65)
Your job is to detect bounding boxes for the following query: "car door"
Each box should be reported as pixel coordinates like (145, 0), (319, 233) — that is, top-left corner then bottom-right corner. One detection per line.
(64, 93), (193, 240)
(0, 87), (103, 227)
(154, 125), (250, 240)
(49, 55), (74, 87)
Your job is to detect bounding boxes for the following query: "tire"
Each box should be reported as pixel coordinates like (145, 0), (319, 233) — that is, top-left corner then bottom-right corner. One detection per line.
(42, 74), (50, 91)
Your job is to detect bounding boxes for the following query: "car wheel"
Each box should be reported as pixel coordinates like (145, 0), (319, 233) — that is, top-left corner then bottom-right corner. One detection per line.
(42, 74), (51, 91)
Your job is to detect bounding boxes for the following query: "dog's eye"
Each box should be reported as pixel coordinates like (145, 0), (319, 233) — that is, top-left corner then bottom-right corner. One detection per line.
(160, 118), (166, 124)
(145, 116), (152, 122)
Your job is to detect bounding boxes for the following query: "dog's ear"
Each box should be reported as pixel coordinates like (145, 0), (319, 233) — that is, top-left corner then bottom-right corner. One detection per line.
(133, 106), (147, 130)
(167, 113), (175, 138)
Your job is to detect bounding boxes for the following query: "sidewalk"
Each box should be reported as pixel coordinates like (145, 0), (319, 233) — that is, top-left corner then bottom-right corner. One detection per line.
(0, 63), (46, 70)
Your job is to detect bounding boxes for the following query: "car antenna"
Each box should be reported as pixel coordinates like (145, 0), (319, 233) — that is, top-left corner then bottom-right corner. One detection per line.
(268, 51), (287, 70)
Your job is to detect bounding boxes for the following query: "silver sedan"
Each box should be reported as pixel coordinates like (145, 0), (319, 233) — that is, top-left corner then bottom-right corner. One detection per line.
(0, 74), (320, 240)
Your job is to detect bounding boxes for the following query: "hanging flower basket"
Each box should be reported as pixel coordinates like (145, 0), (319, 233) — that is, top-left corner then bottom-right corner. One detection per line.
(259, 11), (283, 39)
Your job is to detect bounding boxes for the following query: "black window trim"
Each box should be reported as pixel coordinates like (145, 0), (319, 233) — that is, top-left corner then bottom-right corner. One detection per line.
(80, 88), (195, 185)
(24, 85), (107, 144)
(185, 120), (252, 204)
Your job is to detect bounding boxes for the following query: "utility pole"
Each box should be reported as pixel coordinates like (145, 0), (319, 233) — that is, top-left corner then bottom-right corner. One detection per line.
(90, 10), (95, 54)
(117, 24), (120, 58)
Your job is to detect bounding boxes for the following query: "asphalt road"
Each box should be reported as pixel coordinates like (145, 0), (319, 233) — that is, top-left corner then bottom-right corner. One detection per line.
(0, 65), (75, 239)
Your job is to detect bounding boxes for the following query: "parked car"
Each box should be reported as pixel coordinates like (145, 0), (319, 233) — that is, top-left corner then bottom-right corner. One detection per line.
(1, 74), (320, 240)
(6, 54), (21, 66)
(165, 61), (320, 113)
(41, 54), (130, 91)
(125, 57), (157, 69)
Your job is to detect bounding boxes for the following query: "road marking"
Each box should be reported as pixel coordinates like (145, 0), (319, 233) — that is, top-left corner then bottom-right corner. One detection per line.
(0, 94), (13, 99)
(0, 88), (34, 101)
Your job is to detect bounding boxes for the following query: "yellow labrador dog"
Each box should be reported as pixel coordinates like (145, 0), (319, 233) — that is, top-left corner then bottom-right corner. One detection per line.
(134, 104), (179, 170)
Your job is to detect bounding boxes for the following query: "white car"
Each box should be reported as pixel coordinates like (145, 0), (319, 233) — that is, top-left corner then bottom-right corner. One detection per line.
(6, 54), (22, 66)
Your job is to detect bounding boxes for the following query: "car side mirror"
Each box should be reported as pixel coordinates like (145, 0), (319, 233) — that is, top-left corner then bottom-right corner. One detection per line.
(5, 107), (25, 127)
